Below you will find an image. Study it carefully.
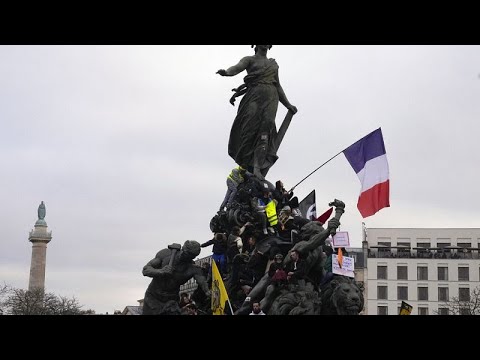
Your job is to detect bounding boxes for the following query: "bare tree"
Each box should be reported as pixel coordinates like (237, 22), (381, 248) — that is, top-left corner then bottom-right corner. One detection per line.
(80, 309), (96, 315)
(0, 283), (11, 315)
(436, 286), (480, 315)
(1, 286), (88, 315)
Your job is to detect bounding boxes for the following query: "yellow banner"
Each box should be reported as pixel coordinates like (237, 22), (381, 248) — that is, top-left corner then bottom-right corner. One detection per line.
(211, 260), (230, 315)
(399, 301), (413, 315)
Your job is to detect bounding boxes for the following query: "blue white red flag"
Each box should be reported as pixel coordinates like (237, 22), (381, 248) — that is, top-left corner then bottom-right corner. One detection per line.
(343, 128), (390, 218)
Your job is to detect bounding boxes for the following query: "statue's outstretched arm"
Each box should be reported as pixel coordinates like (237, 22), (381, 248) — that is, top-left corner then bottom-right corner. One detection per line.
(217, 56), (250, 77)
(297, 219), (340, 254)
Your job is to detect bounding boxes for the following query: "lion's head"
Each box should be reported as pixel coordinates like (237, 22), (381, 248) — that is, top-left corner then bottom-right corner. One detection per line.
(321, 276), (364, 315)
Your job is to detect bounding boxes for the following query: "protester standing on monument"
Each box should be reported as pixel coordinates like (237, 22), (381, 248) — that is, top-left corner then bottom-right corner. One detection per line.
(219, 165), (247, 212)
(273, 180), (294, 207)
(201, 233), (228, 276)
(217, 45), (298, 180)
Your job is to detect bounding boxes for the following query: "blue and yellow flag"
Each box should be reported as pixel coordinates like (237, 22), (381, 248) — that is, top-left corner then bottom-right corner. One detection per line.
(211, 260), (230, 315)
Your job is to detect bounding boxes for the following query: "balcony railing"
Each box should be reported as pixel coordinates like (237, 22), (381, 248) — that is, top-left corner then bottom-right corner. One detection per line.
(368, 249), (479, 259)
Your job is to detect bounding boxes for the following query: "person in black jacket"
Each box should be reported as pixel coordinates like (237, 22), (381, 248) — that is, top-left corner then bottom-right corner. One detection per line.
(201, 233), (228, 276)
(260, 253), (288, 312)
(286, 250), (307, 285)
(273, 180), (294, 208)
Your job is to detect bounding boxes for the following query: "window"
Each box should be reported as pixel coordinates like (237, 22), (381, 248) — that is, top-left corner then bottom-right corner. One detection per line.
(397, 286), (408, 300)
(437, 243), (450, 257)
(377, 306), (388, 315)
(458, 267), (469, 281)
(417, 266), (428, 280)
(459, 288), (470, 302)
(418, 287), (429, 301)
(438, 308), (449, 315)
(416, 243), (431, 257)
(458, 242), (471, 251)
(417, 242), (431, 248)
(397, 242), (411, 257)
(378, 286), (388, 300)
(438, 287), (449, 302)
(438, 267), (448, 281)
(460, 308), (470, 315)
(377, 266), (387, 279)
(378, 242), (391, 257)
(437, 242), (451, 251)
(397, 266), (408, 280)
(418, 307), (429, 315)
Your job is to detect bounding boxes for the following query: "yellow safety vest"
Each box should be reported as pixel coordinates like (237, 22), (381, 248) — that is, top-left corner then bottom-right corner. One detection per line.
(265, 201), (278, 226)
(227, 166), (244, 184)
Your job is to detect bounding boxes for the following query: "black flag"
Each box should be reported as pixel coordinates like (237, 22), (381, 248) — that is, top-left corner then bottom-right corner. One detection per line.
(298, 190), (316, 220)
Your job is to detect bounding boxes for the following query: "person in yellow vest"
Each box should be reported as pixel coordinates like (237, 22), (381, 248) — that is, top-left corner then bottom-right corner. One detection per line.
(219, 165), (247, 212)
(265, 198), (278, 234)
(254, 182), (277, 235)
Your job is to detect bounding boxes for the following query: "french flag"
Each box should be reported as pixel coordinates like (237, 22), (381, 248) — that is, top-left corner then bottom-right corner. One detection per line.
(343, 128), (390, 218)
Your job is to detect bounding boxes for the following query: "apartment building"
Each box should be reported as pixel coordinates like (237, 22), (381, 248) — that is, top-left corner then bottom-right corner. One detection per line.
(366, 228), (480, 315)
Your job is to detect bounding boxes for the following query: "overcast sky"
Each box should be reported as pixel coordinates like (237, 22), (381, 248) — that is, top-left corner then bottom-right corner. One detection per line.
(1, 45), (479, 314)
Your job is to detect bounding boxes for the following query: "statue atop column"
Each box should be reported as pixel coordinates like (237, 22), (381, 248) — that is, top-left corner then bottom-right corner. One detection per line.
(38, 201), (46, 220)
(217, 45), (298, 180)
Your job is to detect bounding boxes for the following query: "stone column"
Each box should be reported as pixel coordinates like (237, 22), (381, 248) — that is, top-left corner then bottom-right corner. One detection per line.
(28, 201), (52, 291)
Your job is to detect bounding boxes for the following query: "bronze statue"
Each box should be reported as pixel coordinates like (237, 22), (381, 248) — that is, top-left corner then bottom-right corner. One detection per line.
(217, 45), (298, 180)
(142, 240), (211, 315)
(283, 199), (345, 283)
(38, 201), (46, 220)
(319, 275), (364, 315)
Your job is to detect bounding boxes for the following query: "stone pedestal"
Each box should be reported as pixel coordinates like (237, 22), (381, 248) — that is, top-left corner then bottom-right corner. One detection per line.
(28, 222), (52, 291)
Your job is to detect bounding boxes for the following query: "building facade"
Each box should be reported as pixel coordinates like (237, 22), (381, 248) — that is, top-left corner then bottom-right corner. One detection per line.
(366, 228), (480, 315)
(179, 255), (211, 296)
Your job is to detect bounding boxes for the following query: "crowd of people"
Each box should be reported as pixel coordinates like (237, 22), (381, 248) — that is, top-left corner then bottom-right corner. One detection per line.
(177, 168), (340, 315)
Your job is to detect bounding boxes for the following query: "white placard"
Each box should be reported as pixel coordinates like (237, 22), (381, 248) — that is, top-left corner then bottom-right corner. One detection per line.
(332, 254), (355, 278)
(332, 231), (350, 247)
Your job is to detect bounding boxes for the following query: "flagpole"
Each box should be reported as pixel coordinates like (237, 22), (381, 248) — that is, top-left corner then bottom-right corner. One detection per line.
(227, 299), (234, 315)
(288, 150), (344, 192)
(289, 128), (382, 193)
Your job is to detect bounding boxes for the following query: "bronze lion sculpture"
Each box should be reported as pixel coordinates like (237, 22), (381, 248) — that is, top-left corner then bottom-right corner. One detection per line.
(320, 275), (364, 315)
